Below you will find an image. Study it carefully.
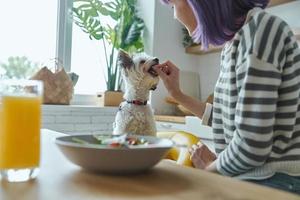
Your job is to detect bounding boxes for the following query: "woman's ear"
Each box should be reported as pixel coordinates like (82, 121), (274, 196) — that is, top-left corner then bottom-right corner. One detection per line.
(117, 50), (133, 70)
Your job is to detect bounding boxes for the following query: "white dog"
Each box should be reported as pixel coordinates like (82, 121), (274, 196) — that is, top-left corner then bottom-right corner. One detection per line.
(113, 50), (159, 136)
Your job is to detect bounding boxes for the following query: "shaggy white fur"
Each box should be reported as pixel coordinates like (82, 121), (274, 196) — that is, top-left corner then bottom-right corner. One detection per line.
(113, 50), (159, 136)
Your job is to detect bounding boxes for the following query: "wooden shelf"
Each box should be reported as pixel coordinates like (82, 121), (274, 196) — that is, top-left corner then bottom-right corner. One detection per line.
(186, 28), (300, 55)
(155, 115), (185, 124)
(185, 45), (223, 55)
(268, 0), (296, 7)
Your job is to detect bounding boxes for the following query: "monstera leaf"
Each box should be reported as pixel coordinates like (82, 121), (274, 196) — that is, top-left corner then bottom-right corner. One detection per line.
(73, 0), (103, 17)
(120, 17), (144, 52)
(72, 0), (145, 91)
(102, 0), (123, 20)
(72, 7), (104, 40)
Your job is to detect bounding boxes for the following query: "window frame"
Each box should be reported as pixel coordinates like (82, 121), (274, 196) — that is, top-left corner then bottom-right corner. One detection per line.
(57, 1), (142, 105)
(56, 0), (73, 72)
(57, 0), (99, 104)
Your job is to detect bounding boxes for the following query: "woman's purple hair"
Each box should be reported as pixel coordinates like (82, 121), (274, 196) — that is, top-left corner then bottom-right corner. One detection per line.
(161, 0), (269, 49)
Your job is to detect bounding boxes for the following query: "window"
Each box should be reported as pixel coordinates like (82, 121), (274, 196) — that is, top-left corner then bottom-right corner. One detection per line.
(1, 0), (125, 98)
(54, 0), (117, 95)
(71, 20), (112, 94)
(0, 0), (58, 79)
(71, 1), (116, 95)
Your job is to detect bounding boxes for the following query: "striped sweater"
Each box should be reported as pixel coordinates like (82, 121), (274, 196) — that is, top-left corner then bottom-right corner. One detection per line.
(212, 8), (300, 179)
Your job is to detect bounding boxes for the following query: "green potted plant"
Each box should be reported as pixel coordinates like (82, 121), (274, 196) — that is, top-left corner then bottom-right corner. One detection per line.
(72, 0), (144, 106)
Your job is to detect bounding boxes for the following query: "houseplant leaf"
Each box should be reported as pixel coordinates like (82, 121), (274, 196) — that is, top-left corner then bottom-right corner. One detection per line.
(72, 7), (104, 40)
(121, 18), (144, 52)
(72, 0), (145, 92)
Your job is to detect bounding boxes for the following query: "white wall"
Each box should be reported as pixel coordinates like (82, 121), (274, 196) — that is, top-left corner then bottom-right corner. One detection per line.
(136, 1), (155, 54)
(138, 0), (201, 115)
(267, 1), (300, 27)
(197, 52), (221, 101)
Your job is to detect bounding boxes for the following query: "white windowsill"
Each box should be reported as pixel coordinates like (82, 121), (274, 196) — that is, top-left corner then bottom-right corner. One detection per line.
(42, 104), (119, 113)
(70, 94), (100, 106)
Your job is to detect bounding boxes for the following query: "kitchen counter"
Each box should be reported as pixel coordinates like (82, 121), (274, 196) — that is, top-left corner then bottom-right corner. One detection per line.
(155, 115), (213, 140)
(1, 129), (299, 200)
(155, 115), (186, 124)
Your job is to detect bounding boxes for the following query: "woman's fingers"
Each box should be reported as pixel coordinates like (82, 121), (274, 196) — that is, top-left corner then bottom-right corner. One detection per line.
(153, 61), (180, 78)
(153, 65), (168, 80)
(189, 143), (204, 155)
(189, 144), (212, 160)
(155, 60), (179, 73)
(162, 66), (170, 75)
(188, 145), (196, 154)
(189, 144), (217, 169)
(153, 64), (170, 76)
(192, 144), (198, 152)
(189, 142), (203, 151)
(165, 60), (179, 70)
(190, 149), (206, 169)
(153, 60), (181, 99)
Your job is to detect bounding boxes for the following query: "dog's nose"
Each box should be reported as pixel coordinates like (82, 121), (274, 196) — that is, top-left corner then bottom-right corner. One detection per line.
(153, 58), (159, 63)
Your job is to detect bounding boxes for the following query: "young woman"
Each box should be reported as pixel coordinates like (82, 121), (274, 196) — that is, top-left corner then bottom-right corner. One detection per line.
(154, 0), (300, 194)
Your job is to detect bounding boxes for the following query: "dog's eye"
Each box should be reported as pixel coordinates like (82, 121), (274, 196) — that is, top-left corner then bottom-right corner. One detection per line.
(140, 60), (146, 64)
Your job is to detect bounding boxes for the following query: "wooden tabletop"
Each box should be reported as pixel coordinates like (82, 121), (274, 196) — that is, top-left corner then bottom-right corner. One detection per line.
(1, 129), (299, 200)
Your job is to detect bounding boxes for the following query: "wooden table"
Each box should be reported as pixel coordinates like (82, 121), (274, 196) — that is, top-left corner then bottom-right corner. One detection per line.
(1, 129), (299, 200)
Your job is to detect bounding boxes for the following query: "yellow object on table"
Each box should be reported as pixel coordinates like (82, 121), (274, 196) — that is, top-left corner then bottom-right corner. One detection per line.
(157, 131), (200, 167)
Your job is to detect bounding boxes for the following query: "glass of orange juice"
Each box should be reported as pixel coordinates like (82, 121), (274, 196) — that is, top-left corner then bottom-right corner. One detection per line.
(0, 80), (43, 182)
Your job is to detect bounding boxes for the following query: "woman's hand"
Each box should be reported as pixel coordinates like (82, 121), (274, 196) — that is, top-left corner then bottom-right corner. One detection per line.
(153, 60), (207, 119)
(189, 142), (217, 170)
(153, 61), (183, 99)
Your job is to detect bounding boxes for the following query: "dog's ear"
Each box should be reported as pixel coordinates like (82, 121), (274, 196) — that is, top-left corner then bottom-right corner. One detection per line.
(117, 50), (133, 70)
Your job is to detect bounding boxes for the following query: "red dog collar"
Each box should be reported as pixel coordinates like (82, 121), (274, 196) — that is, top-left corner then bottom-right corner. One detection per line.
(126, 100), (148, 105)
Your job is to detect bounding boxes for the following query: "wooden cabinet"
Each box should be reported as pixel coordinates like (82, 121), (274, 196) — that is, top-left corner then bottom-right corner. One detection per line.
(269, 0), (296, 7)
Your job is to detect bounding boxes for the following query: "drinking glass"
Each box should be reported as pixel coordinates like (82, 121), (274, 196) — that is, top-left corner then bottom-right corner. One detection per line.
(0, 80), (43, 182)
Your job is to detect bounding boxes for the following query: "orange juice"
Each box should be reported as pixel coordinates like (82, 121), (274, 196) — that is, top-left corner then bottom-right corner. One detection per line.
(0, 95), (41, 169)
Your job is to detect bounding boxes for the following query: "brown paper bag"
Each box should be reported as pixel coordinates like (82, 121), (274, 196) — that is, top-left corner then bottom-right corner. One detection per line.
(30, 66), (74, 105)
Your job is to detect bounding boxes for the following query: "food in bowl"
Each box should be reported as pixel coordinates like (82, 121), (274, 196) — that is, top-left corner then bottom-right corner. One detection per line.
(72, 134), (151, 148)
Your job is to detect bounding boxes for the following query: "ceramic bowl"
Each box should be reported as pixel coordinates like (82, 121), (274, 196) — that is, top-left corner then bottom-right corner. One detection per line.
(55, 134), (173, 174)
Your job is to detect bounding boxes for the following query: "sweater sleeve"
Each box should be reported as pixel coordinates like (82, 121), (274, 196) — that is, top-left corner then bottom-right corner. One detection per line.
(216, 55), (282, 176)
